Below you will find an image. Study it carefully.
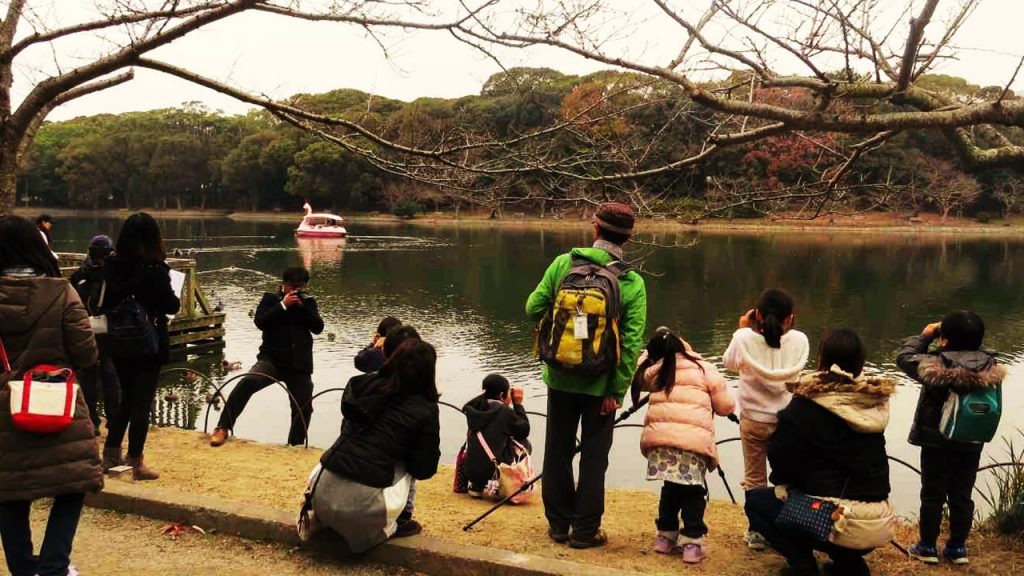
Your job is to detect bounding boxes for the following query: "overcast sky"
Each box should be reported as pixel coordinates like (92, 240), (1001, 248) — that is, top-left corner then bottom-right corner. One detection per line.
(15, 1), (1024, 121)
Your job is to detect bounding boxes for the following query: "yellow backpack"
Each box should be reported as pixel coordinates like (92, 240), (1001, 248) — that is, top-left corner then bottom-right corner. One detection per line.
(534, 257), (629, 376)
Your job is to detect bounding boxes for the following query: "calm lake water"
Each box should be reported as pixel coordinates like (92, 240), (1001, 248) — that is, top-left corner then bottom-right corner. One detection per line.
(52, 218), (1024, 511)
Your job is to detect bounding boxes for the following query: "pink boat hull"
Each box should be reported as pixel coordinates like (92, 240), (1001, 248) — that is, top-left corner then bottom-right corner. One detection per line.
(295, 229), (347, 238)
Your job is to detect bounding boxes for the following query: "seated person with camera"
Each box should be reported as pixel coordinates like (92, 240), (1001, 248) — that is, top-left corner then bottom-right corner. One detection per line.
(462, 374), (531, 497)
(210, 267), (324, 447)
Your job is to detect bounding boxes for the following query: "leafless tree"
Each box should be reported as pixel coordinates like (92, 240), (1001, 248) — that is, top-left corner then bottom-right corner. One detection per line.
(914, 156), (982, 220)
(0, 0), (490, 214)
(4, 1), (1024, 216)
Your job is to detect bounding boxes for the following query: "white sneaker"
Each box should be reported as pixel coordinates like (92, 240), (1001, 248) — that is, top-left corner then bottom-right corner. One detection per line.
(67, 565), (80, 576)
(744, 530), (767, 551)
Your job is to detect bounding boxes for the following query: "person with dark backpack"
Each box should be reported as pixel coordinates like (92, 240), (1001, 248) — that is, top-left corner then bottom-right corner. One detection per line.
(897, 312), (1003, 566)
(525, 202), (647, 549)
(102, 213), (180, 480)
(70, 234), (121, 434)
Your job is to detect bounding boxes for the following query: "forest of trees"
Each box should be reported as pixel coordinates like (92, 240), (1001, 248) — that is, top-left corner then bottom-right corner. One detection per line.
(17, 68), (1023, 220)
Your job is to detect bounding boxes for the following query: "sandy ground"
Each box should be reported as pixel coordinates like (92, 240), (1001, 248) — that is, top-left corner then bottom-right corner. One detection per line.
(102, 427), (1024, 576)
(6, 504), (421, 576)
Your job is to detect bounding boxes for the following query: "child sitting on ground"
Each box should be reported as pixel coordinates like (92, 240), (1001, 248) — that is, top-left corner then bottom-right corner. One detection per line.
(897, 311), (1004, 566)
(633, 327), (734, 564)
(722, 288), (809, 550)
(462, 374), (531, 497)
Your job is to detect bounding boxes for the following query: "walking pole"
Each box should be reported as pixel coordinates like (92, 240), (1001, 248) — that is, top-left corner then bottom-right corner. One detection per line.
(716, 413), (740, 505)
(463, 394), (651, 531)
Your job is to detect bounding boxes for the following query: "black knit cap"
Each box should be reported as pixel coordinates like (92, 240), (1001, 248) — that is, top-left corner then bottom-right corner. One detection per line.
(594, 202), (635, 235)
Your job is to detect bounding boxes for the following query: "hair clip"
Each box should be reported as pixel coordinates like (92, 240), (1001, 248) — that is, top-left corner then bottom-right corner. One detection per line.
(828, 364), (855, 379)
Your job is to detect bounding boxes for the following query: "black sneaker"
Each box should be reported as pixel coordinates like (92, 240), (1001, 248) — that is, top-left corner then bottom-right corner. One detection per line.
(568, 528), (608, 549)
(393, 518), (423, 537)
(548, 527), (570, 543)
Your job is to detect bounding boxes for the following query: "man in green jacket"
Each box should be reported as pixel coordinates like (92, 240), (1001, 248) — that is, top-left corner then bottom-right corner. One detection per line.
(525, 202), (647, 549)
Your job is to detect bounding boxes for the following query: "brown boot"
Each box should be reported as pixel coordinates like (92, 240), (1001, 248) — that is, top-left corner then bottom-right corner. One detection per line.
(127, 455), (160, 481)
(209, 427), (229, 447)
(102, 446), (124, 472)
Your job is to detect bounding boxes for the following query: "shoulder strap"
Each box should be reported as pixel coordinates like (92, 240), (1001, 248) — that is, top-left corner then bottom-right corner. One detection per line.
(569, 255), (632, 278)
(95, 278), (105, 309)
(604, 260), (632, 278)
(476, 431), (499, 464)
(0, 336), (9, 373)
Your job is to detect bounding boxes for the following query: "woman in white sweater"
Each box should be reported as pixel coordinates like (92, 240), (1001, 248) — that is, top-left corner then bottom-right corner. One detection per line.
(722, 288), (809, 550)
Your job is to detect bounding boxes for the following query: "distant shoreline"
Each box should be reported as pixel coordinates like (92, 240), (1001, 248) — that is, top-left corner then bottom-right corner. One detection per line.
(13, 206), (1024, 237)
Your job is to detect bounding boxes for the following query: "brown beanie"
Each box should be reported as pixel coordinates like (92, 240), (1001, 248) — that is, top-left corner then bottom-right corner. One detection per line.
(594, 202), (635, 235)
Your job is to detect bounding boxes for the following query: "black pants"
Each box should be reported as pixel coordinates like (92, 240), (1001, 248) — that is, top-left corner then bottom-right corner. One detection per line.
(657, 482), (708, 538)
(745, 487), (870, 576)
(78, 354), (121, 431)
(0, 493), (85, 576)
(542, 388), (614, 538)
(919, 445), (982, 548)
(217, 360), (314, 446)
(106, 356), (162, 458)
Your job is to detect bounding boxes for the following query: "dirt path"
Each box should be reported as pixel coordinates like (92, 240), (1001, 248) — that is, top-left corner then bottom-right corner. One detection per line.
(107, 427), (1024, 576)
(9, 504), (421, 576)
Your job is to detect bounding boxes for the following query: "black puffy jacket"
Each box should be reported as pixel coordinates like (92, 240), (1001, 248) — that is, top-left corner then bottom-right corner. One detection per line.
(252, 292), (324, 374)
(462, 394), (531, 489)
(103, 256), (180, 363)
(767, 374), (892, 503)
(320, 371), (440, 488)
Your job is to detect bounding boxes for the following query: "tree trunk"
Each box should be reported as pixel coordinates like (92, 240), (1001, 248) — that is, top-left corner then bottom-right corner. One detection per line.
(0, 139), (18, 216)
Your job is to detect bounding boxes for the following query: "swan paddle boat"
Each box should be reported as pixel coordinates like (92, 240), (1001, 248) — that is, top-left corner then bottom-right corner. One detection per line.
(295, 203), (347, 238)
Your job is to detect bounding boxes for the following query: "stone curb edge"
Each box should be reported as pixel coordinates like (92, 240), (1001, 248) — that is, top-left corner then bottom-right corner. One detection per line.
(85, 482), (645, 576)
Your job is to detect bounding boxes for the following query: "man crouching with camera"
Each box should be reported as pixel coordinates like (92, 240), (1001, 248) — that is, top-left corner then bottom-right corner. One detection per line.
(210, 267), (324, 447)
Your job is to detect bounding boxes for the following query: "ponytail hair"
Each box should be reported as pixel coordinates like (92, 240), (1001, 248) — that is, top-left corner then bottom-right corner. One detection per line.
(630, 327), (705, 403)
(756, 288), (795, 349)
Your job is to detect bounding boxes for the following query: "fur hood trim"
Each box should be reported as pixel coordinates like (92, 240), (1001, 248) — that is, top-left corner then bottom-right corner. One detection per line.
(789, 372), (895, 434)
(917, 353), (1005, 393)
(788, 372), (896, 398)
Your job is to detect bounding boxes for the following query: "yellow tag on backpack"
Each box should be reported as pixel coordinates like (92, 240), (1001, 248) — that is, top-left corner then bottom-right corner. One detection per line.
(535, 256), (630, 377)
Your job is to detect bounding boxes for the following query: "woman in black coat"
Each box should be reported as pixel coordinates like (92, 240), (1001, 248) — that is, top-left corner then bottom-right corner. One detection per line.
(744, 329), (895, 576)
(102, 213), (180, 480)
(462, 374), (531, 496)
(304, 339), (441, 552)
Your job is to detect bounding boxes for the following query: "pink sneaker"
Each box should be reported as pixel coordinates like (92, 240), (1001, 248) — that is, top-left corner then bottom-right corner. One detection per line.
(653, 533), (682, 554)
(682, 543), (705, 564)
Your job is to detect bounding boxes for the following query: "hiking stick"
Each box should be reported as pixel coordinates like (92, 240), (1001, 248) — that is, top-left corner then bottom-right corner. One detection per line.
(717, 413), (740, 504)
(462, 394), (651, 531)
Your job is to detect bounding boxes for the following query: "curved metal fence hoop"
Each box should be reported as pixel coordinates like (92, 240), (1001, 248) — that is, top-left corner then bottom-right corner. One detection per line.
(201, 371), (310, 449)
(308, 387), (346, 407)
(159, 367), (216, 389)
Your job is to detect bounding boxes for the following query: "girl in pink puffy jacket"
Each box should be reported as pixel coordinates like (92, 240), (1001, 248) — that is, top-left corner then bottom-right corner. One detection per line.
(631, 328), (735, 564)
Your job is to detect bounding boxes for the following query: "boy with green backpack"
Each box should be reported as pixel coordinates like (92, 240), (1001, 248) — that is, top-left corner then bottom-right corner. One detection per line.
(896, 311), (1004, 566)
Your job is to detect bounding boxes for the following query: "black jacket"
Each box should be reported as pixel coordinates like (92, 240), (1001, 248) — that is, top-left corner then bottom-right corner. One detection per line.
(70, 257), (104, 314)
(320, 371), (441, 488)
(354, 345), (386, 373)
(103, 256), (180, 362)
(896, 334), (1004, 451)
(253, 292), (324, 374)
(462, 394), (531, 489)
(768, 395), (890, 503)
